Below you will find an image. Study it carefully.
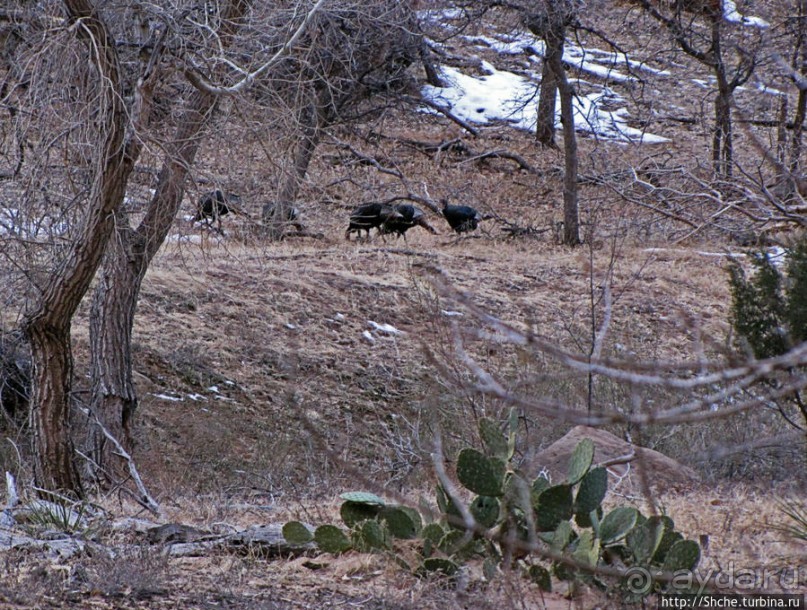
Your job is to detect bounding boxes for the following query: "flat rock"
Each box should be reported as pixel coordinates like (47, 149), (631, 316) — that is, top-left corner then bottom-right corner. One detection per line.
(524, 425), (700, 492)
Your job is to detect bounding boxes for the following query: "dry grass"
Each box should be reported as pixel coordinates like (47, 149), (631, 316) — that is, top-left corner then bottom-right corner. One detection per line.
(2, 1), (807, 607)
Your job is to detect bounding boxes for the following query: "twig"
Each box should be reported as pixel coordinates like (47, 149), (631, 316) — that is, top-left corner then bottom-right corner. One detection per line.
(89, 414), (163, 517)
(431, 432), (476, 548)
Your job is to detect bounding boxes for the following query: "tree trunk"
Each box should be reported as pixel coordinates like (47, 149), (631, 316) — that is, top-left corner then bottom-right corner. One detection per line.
(262, 92), (332, 240)
(24, 0), (128, 496)
(536, 49), (559, 147)
(87, 0), (251, 485)
(547, 32), (580, 246)
(710, 19), (733, 177)
(88, 89), (217, 486)
(791, 0), (806, 189)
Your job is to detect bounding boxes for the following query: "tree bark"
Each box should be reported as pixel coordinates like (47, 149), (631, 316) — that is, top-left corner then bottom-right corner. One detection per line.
(791, 0), (807, 185)
(24, 0), (128, 496)
(542, 19), (580, 246)
(263, 99), (323, 240)
(551, 51), (581, 246)
(536, 49), (559, 147)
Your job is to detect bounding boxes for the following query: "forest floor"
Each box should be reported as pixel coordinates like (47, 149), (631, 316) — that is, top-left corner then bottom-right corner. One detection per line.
(2, 0), (806, 607)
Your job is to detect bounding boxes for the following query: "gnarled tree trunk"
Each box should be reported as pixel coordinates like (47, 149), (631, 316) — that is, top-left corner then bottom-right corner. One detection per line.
(87, 0), (247, 486)
(24, 0), (129, 496)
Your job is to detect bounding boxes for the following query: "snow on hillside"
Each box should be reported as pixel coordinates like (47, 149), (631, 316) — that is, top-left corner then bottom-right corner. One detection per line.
(421, 3), (769, 144)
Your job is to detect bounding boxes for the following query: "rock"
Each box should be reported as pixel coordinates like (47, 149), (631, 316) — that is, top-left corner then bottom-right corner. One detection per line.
(524, 425), (700, 492)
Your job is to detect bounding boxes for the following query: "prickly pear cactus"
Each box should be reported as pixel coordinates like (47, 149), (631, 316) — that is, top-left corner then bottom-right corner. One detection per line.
(417, 557), (459, 578)
(341, 500), (382, 528)
(282, 521), (314, 545)
(574, 467), (607, 517)
(627, 515), (666, 565)
(599, 506), (639, 544)
(352, 519), (390, 551)
(456, 448), (503, 497)
(470, 495), (500, 529)
(479, 417), (510, 460)
(380, 506), (421, 539)
(535, 484), (574, 532)
(340, 491), (385, 505)
(314, 524), (352, 554)
(567, 438), (595, 484)
(662, 539), (700, 572)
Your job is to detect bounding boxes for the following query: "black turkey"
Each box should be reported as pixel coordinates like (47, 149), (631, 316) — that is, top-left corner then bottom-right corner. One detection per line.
(345, 203), (402, 240)
(441, 198), (482, 234)
(192, 190), (241, 232)
(379, 204), (438, 239)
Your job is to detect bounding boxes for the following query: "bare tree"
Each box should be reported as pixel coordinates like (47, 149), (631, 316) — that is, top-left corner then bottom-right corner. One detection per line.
(525, 1), (581, 245)
(87, 0), (350, 486)
(18, 0), (130, 495)
(635, 0), (762, 176)
(257, 1), (423, 240)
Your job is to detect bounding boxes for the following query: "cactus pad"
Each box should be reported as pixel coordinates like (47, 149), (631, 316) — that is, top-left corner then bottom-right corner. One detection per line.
(535, 484), (574, 531)
(380, 506), (420, 539)
(662, 539), (700, 572)
(314, 525), (352, 554)
(599, 506), (639, 544)
(282, 521), (314, 545)
(567, 438), (595, 484)
(479, 417), (509, 459)
(457, 448), (503, 497)
(574, 467), (607, 516)
(470, 495), (501, 529)
(341, 500), (381, 528)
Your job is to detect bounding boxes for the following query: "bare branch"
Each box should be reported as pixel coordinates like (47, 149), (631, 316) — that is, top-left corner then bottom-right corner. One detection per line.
(184, 0), (328, 95)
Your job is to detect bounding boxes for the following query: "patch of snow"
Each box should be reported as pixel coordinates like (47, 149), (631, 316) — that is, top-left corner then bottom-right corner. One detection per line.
(285, 323), (297, 330)
(152, 393), (183, 402)
(563, 46), (633, 83)
(766, 246), (787, 267)
(463, 33), (544, 56)
(418, 7), (466, 23)
(207, 385), (220, 393)
(723, 0), (769, 28)
(187, 393), (207, 401)
(362, 330), (376, 344)
(442, 310), (464, 317)
(368, 320), (404, 335)
(423, 60), (668, 144)
(166, 233), (204, 244)
(753, 81), (786, 97)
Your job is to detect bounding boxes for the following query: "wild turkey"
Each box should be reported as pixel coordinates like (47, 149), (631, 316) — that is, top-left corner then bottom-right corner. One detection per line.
(192, 190), (241, 232)
(263, 202), (304, 232)
(345, 203), (402, 240)
(379, 204), (438, 239)
(441, 198), (482, 234)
